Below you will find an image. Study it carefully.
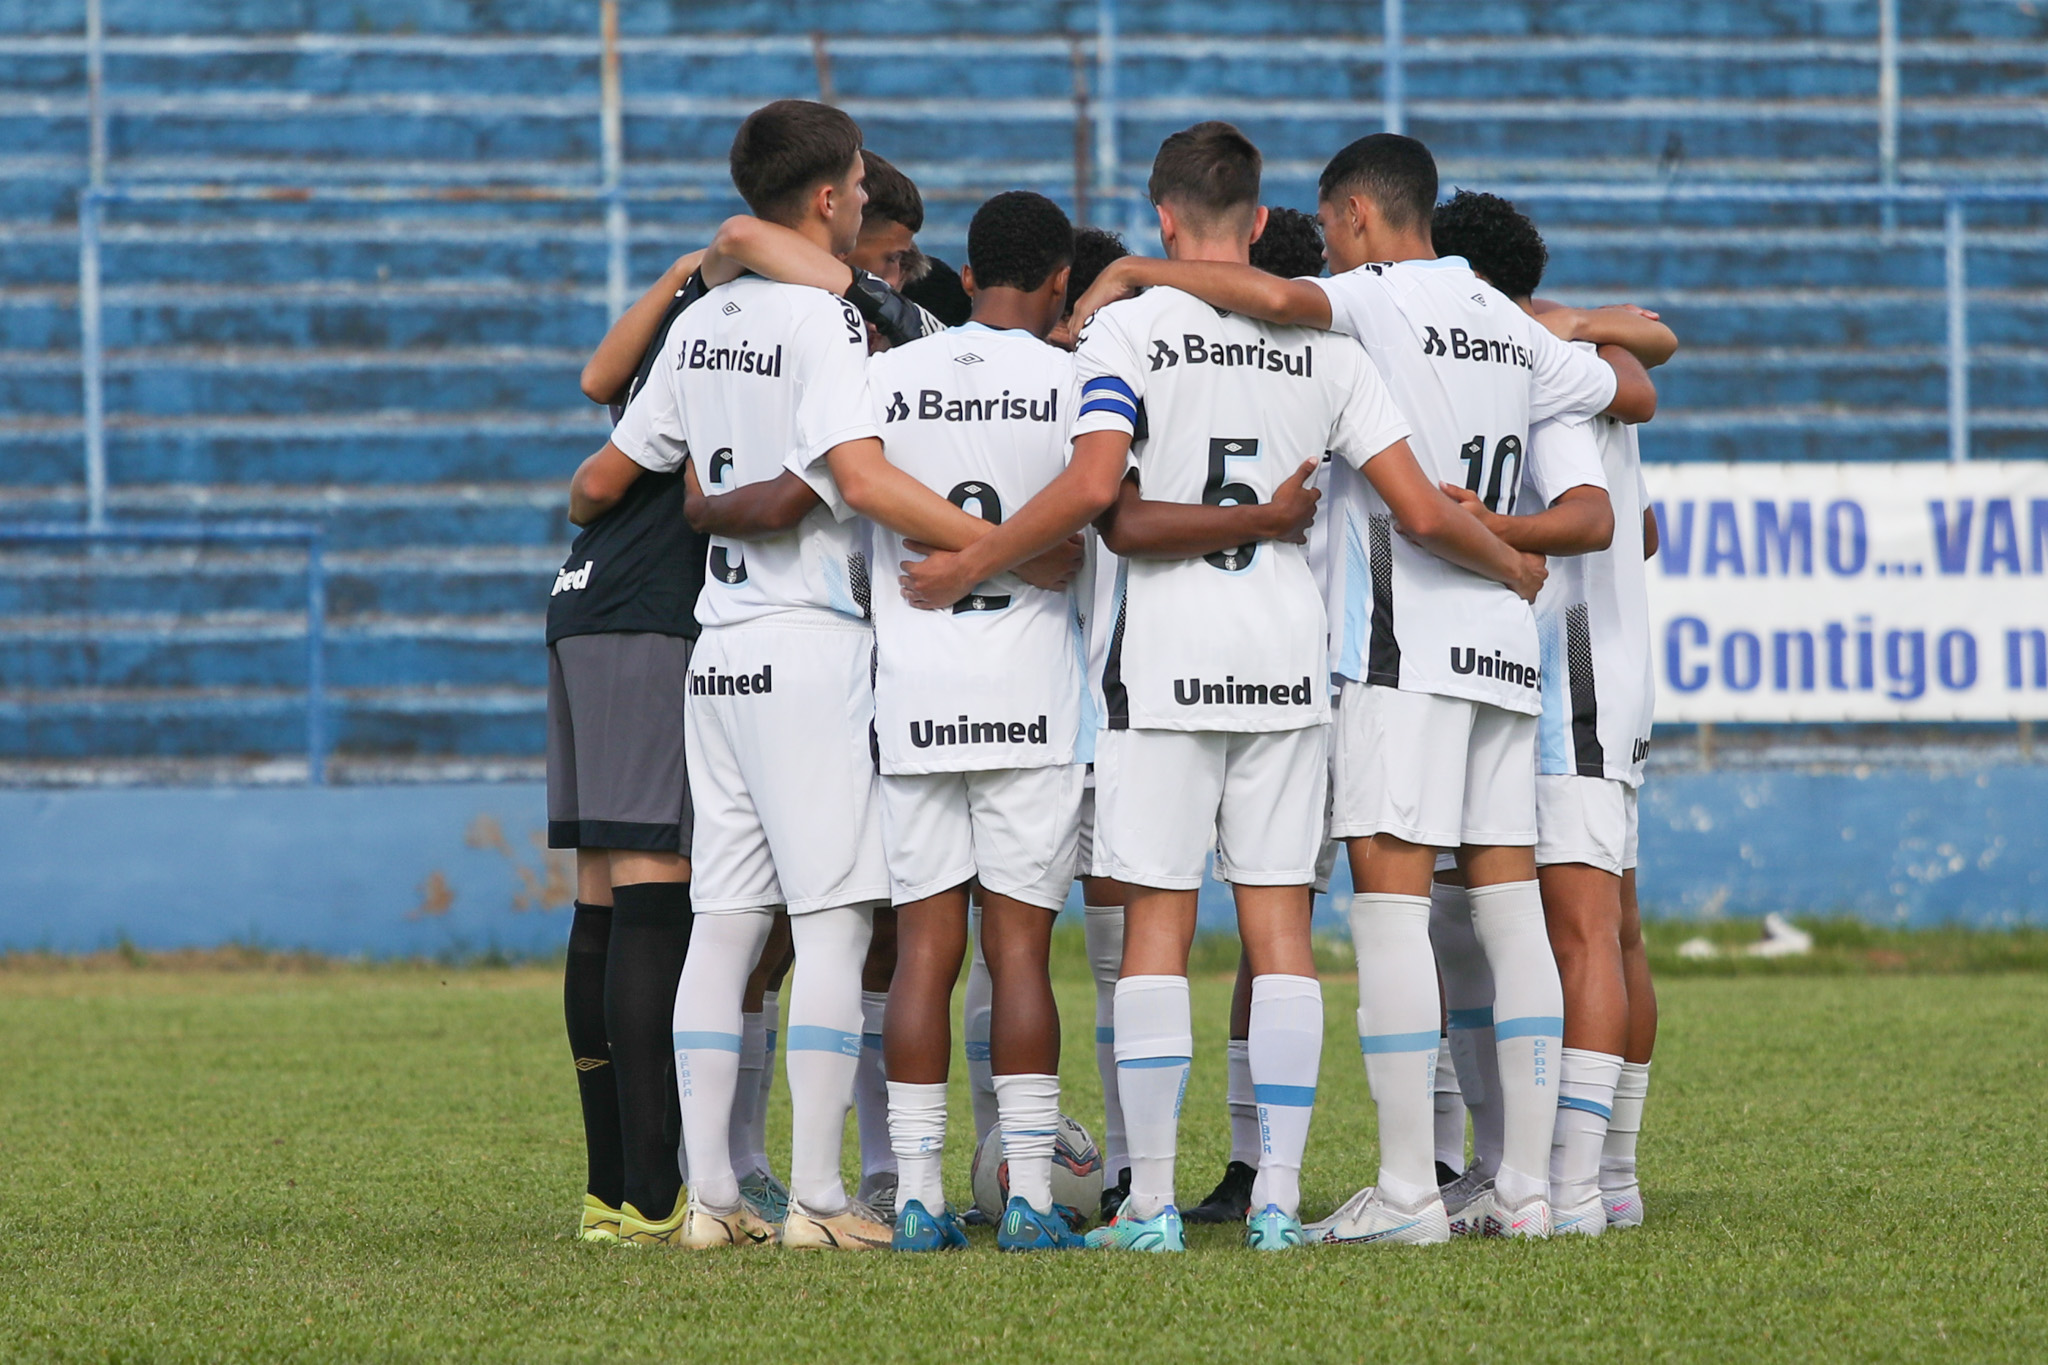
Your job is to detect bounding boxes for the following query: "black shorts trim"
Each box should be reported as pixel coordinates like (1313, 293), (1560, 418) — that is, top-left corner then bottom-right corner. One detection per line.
(548, 819), (684, 853)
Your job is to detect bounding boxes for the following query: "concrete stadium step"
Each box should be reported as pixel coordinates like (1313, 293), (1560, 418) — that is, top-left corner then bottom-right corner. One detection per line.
(1654, 347), (2048, 410)
(0, 545), (562, 617)
(0, 483), (575, 549)
(0, 683), (545, 760)
(0, 752), (546, 786)
(0, 410), (603, 489)
(0, 610), (545, 690)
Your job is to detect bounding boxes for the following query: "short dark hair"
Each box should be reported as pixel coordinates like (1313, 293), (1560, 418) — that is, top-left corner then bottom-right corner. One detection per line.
(966, 191), (1074, 292)
(1063, 227), (1130, 320)
(728, 99), (863, 224)
(1147, 121), (1262, 229)
(901, 255), (973, 328)
(1318, 132), (1438, 236)
(1430, 190), (1548, 300)
(1250, 206), (1325, 279)
(859, 151), (924, 235)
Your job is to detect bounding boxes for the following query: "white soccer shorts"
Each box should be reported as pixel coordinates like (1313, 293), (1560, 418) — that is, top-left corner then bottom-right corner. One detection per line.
(684, 619), (889, 915)
(1534, 774), (1640, 875)
(880, 763), (1083, 911)
(1094, 724), (1329, 890)
(1329, 682), (1538, 849)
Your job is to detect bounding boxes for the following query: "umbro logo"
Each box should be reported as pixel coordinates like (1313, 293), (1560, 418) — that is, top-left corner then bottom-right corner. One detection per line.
(721, 302), (741, 315)
(1422, 326), (1448, 356)
(1220, 440), (1247, 454)
(955, 353), (984, 365)
(1149, 339), (1180, 370)
(574, 1057), (609, 1071)
(1472, 293), (1489, 306)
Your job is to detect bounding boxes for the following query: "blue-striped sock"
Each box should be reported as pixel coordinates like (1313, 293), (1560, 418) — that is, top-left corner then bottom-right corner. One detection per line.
(1248, 974), (1322, 1219)
(1113, 974), (1193, 1222)
(1467, 880), (1564, 1209)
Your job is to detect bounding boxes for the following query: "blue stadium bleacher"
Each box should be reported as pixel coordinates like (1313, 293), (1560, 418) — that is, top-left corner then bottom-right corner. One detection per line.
(2, 0), (2044, 783)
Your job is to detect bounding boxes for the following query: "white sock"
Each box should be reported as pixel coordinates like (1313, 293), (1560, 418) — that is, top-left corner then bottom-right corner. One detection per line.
(728, 1006), (769, 1181)
(1551, 1048), (1622, 1211)
(855, 989), (895, 1182)
(1083, 902), (1129, 1183)
(886, 1080), (948, 1217)
(1112, 974), (1192, 1222)
(1602, 1060), (1651, 1193)
(964, 906), (997, 1148)
(994, 1072), (1062, 1215)
(751, 990), (778, 1177)
(782, 906), (874, 1215)
(1225, 1038), (1259, 1168)
(1430, 883), (1504, 1180)
(671, 908), (773, 1212)
(1247, 974), (1321, 1219)
(1347, 892), (1440, 1207)
(1467, 880), (1564, 1210)
(1433, 1033), (1467, 1174)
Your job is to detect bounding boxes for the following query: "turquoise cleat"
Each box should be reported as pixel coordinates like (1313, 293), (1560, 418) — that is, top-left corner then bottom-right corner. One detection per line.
(997, 1196), (1085, 1252)
(891, 1199), (969, 1252)
(1084, 1197), (1185, 1253)
(1244, 1203), (1307, 1251)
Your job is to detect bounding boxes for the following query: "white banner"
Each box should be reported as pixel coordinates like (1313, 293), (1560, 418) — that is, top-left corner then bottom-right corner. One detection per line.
(1644, 461), (2048, 722)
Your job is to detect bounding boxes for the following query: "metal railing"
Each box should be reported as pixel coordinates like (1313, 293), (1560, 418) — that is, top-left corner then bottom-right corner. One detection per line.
(0, 521), (329, 782)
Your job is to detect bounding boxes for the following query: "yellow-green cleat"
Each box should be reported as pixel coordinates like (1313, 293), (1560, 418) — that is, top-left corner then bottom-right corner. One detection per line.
(578, 1193), (624, 1243)
(617, 1196), (688, 1247)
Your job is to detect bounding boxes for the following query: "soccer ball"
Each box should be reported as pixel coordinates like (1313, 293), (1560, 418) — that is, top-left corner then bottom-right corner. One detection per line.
(970, 1114), (1103, 1228)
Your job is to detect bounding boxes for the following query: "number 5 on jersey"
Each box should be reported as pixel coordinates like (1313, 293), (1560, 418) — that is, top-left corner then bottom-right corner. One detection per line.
(1203, 437), (1261, 572)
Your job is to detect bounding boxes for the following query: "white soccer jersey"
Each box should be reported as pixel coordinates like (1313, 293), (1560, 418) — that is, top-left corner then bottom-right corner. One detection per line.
(868, 323), (1084, 774)
(1311, 258), (1617, 714)
(610, 274), (879, 629)
(1072, 285), (1411, 733)
(1530, 410), (1655, 785)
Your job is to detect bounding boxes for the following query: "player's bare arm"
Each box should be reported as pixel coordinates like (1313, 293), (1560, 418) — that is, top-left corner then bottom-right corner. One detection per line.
(679, 459), (820, 537)
(1533, 300), (1679, 369)
(700, 214), (855, 293)
(1100, 458), (1321, 558)
(1599, 344), (1659, 424)
(899, 429), (1129, 609)
(1441, 480), (1615, 555)
(579, 250), (706, 404)
(1067, 255), (1334, 336)
(825, 436), (1006, 552)
(568, 440), (646, 526)
(1364, 437), (1546, 602)
(1644, 506), (1660, 559)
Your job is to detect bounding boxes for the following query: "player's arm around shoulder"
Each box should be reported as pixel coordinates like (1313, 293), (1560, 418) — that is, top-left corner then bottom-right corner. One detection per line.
(1356, 437), (1547, 603)
(1066, 255), (1334, 336)
(1442, 414), (1613, 556)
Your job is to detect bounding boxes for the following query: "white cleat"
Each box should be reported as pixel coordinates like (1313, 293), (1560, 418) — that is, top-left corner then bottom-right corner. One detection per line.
(1483, 1194), (1552, 1239)
(780, 1196), (894, 1251)
(1550, 1196), (1607, 1237)
(1437, 1170), (1495, 1238)
(1602, 1183), (1645, 1228)
(1312, 1185), (1451, 1247)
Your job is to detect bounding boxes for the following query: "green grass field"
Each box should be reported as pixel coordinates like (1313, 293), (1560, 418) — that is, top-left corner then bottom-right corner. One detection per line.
(5, 933), (2047, 1362)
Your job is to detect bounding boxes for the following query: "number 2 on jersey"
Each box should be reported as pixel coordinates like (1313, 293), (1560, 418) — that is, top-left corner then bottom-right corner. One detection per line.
(1202, 437), (1261, 572)
(1459, 433), (1525, 514)
(946, 479), (1010, 614)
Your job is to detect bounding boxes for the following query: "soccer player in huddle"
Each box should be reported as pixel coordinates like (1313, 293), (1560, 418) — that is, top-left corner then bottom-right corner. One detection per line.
(863, 190), (1090, 1252)
(905, 121), (1533, 1254)
(603, 99), (1073, 1250)
(1429, 190), (1670, 1232)
(1069, 131), (1655, 1243)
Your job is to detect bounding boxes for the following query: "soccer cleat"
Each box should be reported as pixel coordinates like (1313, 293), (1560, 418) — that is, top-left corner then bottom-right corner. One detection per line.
(1550, 1196), (1607, 1238)
(617, 1197), (687, 1247)
(1437, 1170), (1496, 1238)
(1312, 1185), (1452, 1247)
(1602, 1184), (1645, 1228)
(856, 1171), (899, 1226)
(892, 1198), (970, 1252)
(1099, 1166), (1132, 1225)
(1243, 1203), (1306, 1252)
(578, 1193), (623, 1243)
(1085, 1198), (1185, 1253)
(997, 1196), (1085, 1252)
(680, 1193), (776, 1249)
(1483, 1195), (1552, 1239)
(1182, 1159), (1257, 1225)
(781, 1197), (894, 1251)
(738, 1169), (791, 1226)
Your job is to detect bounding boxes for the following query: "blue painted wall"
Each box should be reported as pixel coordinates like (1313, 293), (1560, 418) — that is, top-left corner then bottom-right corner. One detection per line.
(3, 768), (2041, 956)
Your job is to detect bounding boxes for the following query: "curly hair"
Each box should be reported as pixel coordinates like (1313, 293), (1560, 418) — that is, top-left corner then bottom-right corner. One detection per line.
(1251, 205), (1325, 279)
(1063, 226), (1130, 320)
(1430, 189), (1548, 301)
(966, 190), (1074, 293)
(901, 255), (972, 328)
